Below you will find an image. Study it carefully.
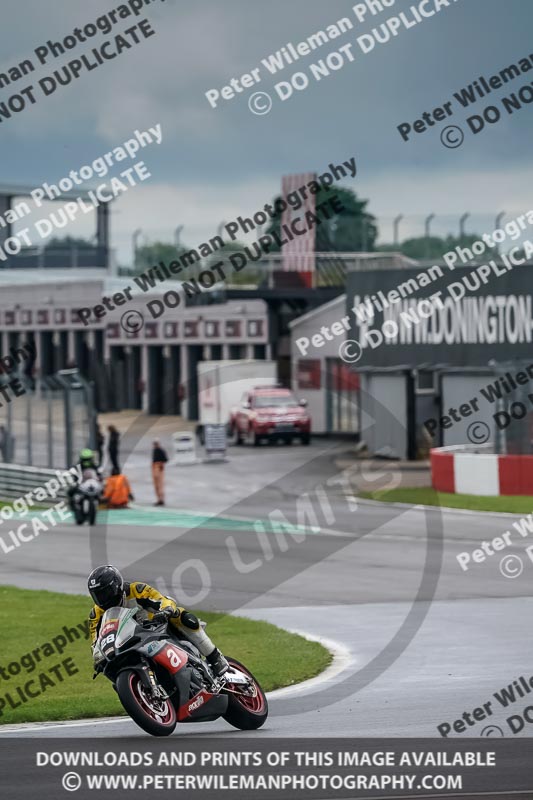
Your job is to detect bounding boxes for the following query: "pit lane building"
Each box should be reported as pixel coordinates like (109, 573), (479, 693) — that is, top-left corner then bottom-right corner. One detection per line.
(0, 269), (270, 420)
(290, 258), (533, 457)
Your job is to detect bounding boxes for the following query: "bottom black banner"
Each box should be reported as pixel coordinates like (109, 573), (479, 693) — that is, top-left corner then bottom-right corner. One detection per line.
(1, 738), (532, 799)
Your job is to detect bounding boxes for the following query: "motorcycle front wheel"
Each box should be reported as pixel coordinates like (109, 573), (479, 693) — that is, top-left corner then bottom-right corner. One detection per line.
(222, 657), (268, 730)
(116, 669), (177, 736)
(88, 498), (97, 525)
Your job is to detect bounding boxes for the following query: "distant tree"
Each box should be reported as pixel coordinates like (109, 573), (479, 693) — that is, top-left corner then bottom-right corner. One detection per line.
(134, 241), (189, 272)
(393, 236), (448, 260)
(204, 240), (265, 286)
(379, 233), (499, 261)
(265, 186), (377, 252)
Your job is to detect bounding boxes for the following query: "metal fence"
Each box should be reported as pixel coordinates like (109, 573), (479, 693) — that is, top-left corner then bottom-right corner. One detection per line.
(0, 463), (69, 503)
(0, 368), (97, 470)
(0, 245), (115, 271)
(120, 251), (418, 290)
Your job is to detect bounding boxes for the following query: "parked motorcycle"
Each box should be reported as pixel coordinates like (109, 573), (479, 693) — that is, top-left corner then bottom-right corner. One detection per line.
(92, 606), (268, 736)
(72, 470), (101, 526)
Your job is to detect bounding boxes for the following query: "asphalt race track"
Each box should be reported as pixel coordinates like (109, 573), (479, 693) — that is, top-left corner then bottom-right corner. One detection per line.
(1, 442), (532, 742)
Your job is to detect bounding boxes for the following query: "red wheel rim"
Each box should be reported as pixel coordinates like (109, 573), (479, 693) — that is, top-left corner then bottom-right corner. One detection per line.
(129, 674), (175, 725)
(226, 662), (266, 714)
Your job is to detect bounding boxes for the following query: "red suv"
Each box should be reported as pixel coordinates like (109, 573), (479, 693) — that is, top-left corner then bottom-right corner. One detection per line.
(230, 387), (311, 446)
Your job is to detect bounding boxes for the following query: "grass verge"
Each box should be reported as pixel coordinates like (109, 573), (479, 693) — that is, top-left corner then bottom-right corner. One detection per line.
(360, 487), (533, 514)
(0, 585), (331, 725)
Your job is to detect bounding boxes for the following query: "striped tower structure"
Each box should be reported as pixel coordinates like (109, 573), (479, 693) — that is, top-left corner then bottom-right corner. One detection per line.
(281, 173), (317, 288)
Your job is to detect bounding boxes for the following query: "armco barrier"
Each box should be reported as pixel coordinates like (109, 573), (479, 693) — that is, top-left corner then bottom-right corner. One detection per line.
(0, 463), (68, 503)
(431, 445), (533, 496)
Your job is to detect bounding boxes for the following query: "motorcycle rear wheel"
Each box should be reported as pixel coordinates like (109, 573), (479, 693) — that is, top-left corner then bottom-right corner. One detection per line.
(116, 669), (177, 736)
(222, 657), (268, 730)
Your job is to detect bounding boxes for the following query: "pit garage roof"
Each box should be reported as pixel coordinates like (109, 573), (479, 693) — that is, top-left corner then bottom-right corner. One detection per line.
(0, 268), (206, 297)
(0, 183), (102, 203)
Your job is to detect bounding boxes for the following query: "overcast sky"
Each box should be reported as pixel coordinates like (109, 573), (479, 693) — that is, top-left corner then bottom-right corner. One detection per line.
(1, 0), (531, 264)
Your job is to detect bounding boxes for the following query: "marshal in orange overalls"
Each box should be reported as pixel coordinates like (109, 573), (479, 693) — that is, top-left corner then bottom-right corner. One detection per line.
(102, 473), (133, 509)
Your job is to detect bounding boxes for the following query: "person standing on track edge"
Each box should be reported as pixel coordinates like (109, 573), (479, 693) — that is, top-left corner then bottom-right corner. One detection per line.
(152, 439), (168, 506)
(107, 425), (120, 472)
(96, 423), (105, 467)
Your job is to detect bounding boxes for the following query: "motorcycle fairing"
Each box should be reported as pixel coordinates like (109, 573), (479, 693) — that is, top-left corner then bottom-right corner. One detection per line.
(152, 643), (189, 675)
(177, 688), (228, 722)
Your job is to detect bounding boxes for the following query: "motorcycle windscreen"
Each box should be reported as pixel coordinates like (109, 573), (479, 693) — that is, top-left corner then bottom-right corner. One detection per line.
(98, 606), (136, 647)
(97, 607), (122, 659)
(114, 608), (138, 649)
(98, 607), (122, 639)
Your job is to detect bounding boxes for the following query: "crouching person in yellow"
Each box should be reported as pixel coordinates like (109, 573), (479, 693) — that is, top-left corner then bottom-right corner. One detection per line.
(87, 565), (229, 676)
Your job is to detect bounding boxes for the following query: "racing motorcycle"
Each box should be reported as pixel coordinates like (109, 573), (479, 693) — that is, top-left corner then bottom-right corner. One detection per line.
(92, 606), (268, 736)
(72, 470), (101, 526)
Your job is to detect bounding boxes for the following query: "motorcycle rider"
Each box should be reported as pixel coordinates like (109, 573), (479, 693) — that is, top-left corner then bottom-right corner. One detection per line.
(67, 448), (102, 512)
(88, 565), (229, 677)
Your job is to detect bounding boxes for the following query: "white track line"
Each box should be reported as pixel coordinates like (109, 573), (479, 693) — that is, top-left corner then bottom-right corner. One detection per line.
(268, 631), (352, 699)
(355, 496), (526, 519)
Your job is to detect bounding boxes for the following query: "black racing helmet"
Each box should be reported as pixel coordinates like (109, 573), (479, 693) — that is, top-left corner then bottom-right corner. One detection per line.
(88, 565), (124, 610)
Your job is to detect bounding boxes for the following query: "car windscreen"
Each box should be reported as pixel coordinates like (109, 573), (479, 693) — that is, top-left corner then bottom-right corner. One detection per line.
(254, 394), (297, 408)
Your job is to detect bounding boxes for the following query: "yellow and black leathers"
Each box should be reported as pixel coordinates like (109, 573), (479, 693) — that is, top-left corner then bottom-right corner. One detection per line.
(89, 581), (216, 658)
